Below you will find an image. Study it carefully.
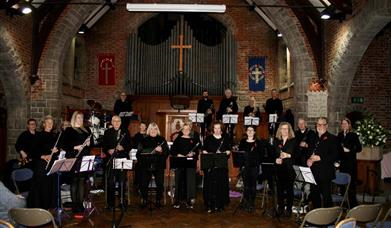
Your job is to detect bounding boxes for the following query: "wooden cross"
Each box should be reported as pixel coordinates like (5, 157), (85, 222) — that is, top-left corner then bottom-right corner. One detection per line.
(171, 15), (192, 73)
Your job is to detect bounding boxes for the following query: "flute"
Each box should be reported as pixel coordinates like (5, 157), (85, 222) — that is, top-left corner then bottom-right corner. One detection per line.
(45, 131), (62, 170)
(150, 141), (166, 154)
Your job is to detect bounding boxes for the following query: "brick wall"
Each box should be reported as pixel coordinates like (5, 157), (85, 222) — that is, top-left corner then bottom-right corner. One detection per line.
(349, 25), (391, 129)
(82, 0), (278, 115)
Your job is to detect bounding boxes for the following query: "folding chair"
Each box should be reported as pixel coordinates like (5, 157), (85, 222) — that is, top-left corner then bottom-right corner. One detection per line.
(11, 168), (33, 196)
(332, 172), (351, 210)
(299, 206), (342, 228)
(8, 208), (57, 228)
(366, 206), (391, 228)
(346, 204), (382, 228)
(336, 218), (356, 228)
(0, 219), (14, 228)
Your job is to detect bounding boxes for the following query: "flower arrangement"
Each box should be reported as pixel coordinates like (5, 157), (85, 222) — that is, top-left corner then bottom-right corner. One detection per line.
(355, 116), (389, 147)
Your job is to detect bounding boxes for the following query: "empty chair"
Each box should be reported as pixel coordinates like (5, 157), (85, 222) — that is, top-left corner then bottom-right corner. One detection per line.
(299, 206), (342, 228)
(8, 208), (57, 228)
(332, 172), (351, 209)
(336, 218), (356, 228)
(366, 206), (391, 228)
(346, 204), (382, 227)
(11, 168), (33, 195)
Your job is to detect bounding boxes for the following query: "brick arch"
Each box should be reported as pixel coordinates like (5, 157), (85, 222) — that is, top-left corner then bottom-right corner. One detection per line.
(254, 0), (318, 119)
(35, 3), (100, 120)
(0, 26), (30, 159)
(328, 0), (391, 129)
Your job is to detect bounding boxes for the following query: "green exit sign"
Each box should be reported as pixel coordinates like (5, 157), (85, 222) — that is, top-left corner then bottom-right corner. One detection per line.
(351, 97), (364, 104)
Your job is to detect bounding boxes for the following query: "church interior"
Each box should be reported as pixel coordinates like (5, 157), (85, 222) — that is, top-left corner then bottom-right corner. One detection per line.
(0, 0), (390, 227)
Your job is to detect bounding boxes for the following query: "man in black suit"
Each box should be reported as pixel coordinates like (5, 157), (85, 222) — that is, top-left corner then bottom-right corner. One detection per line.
(197, 89), (214, 137)
(294, 118), (316, 166)
(102, 115), (132, 209)
(307, 117), (338, 208)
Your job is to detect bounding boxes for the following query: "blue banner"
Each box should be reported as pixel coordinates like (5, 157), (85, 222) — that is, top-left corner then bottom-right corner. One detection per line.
(248, 56), (266, 91)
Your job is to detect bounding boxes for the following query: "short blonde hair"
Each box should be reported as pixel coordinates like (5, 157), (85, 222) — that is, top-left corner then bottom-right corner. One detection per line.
(146, 122), (160, 136)
(276, 122), (295, 140)
(42, 115), (55, 130)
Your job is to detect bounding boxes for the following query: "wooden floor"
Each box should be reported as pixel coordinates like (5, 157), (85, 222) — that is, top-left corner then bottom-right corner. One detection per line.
(61, 192), (299, 228)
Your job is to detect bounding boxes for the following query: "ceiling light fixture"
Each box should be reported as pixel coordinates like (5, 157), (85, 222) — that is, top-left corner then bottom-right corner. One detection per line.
(126, 3), (226, 13)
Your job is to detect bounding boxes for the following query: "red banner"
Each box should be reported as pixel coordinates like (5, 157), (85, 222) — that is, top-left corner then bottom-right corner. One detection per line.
(98, 54), (115, 85)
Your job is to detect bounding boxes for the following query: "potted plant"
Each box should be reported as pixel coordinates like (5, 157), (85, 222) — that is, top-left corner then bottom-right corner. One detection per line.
(354, 115), (389, 160)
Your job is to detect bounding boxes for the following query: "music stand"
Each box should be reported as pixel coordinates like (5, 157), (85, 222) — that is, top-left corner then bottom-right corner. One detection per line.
(78, 155), (99, 218)
(119, 111), (133, 117)
(200, 153), (228, 170)
(244, 117), (260, 126)
(260, 162), (281, 222)
(189, 113), (205, 139)
(169, 156), (197, 206)
(47, 158), (76, 227)
(292, 165), (316, 223)
(222, 114), (238, 140)
(138, 154), (166, 212)
(111, 158), (133, 228)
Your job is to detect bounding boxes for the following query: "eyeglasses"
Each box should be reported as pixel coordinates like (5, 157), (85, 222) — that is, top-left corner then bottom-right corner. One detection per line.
(316, 123), (327, 126)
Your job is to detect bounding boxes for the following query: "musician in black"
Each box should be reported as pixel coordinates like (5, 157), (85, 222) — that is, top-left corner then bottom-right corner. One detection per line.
(202, 122), (231, 213)
(197, 89), (214, 136)
(243, 96), (261, 118)
(132, 122), (147, 189)
(294, 118), (316, 166)
(238, 126), (264, 212)
(27, 115), (58, 209)
(307, 117), (338, 208)
(216, 88), (238, 141)
(137, 122), (169, 208)
(114, 91), (133, 131)
(170, 122), (200, 209)
(15, 118), (38, 168)
(274, 122), (296, 217)
(102, 115), (131, 209)
(265, 89), (283, 137)
(60, 111), (92, 214)
(337, 117), (362, 207)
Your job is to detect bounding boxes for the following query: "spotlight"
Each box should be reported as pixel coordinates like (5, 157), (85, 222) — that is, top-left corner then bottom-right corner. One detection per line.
(21, 6), (32, 15)
(78, 24), (88, 34)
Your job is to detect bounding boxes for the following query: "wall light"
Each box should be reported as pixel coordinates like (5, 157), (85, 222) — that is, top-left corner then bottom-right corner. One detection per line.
(126, 3), (226, 13)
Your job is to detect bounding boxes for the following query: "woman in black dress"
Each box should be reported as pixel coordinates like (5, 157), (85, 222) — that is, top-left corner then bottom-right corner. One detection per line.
(238, 126), (264, 212)
(202, 122), (231, 213)
(337, 117), (362, 207)
(137, 122), (169, 208)
(132, 122), (147, 189)
(27, 115), (58, 209)
(274, 122), (296, 217)
(60, 111), (92, 214)
(170, 122), (200, 209)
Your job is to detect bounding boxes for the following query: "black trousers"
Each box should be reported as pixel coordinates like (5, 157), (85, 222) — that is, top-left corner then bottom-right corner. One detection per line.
(106, 169), (127, 207)
(276, 176), (294, 211)
(203, 168), (229, 210)
(243, 166), (258, 208)
(341, 163), (358, 207)
(71, 174), (86, 212)
(175, 168), (196, 203)
(310, 178), (333, 208)
(140, 168), (164, 202)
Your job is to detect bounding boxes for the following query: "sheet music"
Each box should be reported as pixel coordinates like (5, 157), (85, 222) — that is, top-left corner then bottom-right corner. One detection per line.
(299, 166), (317, 185)
(244, 117), (260, 126)
(222, 114), (238, 124)
(188, 113), (205, 123)
(269, 114), (278, 123)
(80, 155), (96, 172)
(113, 158), (133, 170)
(47, 158), (77, 175)
(119, 111), (133, 117)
